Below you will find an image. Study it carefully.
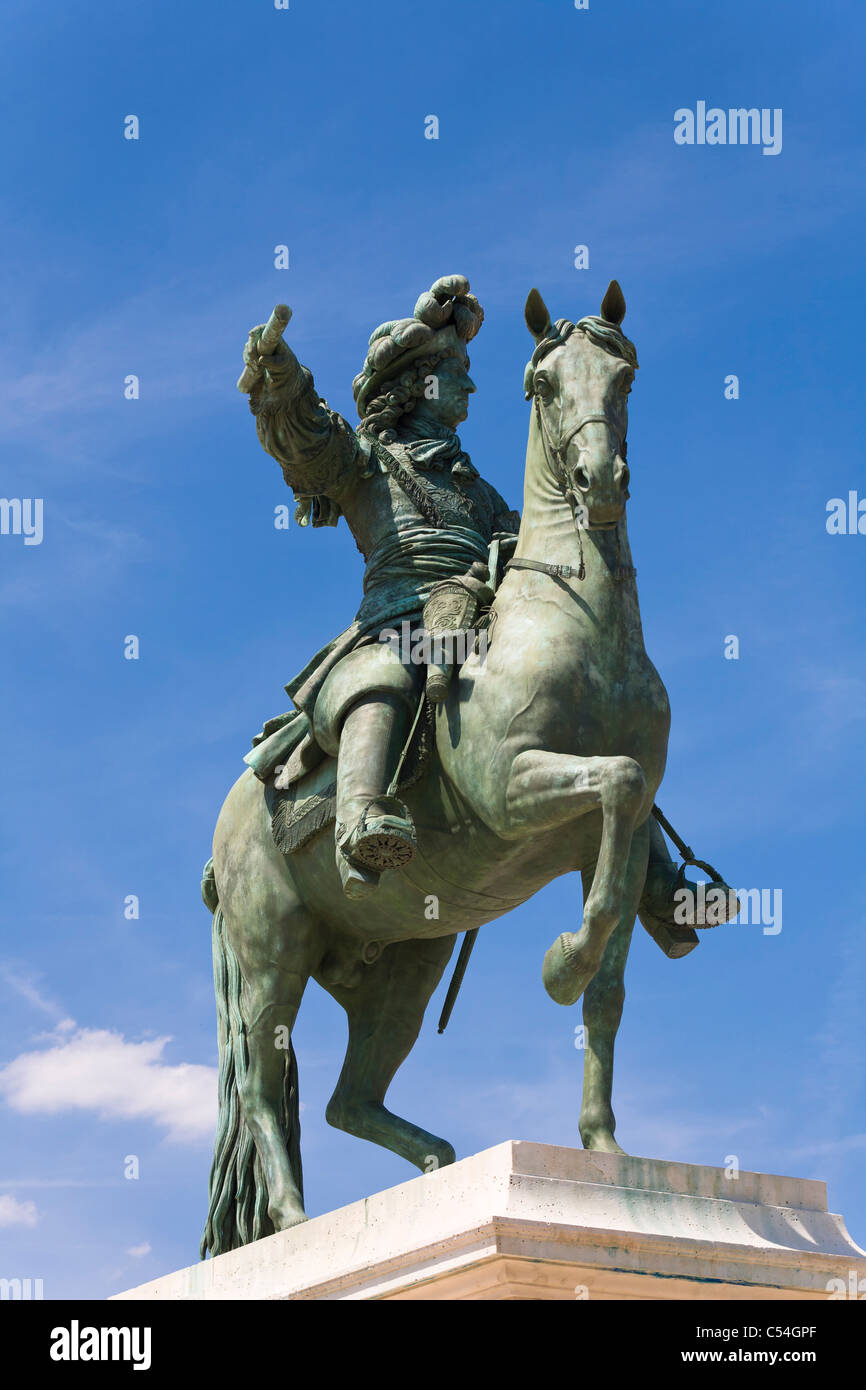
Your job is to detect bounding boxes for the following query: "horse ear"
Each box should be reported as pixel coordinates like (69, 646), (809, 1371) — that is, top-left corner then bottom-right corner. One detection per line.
(600, 279), (626, 325)
(525, 287), (553, 341)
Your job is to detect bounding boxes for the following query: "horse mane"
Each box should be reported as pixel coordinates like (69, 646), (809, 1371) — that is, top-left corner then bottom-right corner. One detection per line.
(524, 316), (638, 400)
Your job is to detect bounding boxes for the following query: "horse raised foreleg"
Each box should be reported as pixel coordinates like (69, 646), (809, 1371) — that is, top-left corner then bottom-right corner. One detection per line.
(323, 935), (457, 1172)
(501, 749), (647, 1005)
(579, 819), (648, 1153)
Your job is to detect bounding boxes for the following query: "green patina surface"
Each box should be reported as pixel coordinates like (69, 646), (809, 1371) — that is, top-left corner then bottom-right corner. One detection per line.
(200, 278), (738, 1257)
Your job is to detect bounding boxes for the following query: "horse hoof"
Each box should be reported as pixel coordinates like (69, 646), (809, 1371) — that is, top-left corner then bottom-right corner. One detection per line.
(269, 1204), (308, 1232)
(542, 933), (597, 1006)
(581, 1129), (627, 1155)
(543, 934), (581, 1005)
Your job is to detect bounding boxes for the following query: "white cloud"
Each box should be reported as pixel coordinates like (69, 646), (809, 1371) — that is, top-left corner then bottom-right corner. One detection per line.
(0, 1193), (38, 1228)
(0, 1027), (216, 1144)
(126, 1242), (152, 1258)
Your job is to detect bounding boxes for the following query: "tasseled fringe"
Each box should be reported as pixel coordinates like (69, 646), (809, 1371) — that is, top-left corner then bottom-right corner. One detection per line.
(272, 786), (337, 855)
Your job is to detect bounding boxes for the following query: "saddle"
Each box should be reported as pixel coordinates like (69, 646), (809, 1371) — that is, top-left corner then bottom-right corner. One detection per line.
(267, 697), (435, 857)
(254, 546), (504, 860)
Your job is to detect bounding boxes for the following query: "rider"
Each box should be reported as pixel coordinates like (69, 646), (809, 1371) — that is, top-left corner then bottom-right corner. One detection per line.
(243, 276), (520, 899)
(241, 273), (704, 948)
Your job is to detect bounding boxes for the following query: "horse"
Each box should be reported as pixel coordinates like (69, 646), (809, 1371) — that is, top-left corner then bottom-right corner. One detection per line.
(201, 282), (682, 1256)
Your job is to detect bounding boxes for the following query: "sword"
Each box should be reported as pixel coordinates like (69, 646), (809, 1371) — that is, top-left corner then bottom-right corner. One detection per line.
(437, 533), (507, 1034)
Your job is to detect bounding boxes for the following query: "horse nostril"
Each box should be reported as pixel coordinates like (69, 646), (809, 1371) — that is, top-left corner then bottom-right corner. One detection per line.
(574, 465), (591, 494)
(620, 466), (630, 494)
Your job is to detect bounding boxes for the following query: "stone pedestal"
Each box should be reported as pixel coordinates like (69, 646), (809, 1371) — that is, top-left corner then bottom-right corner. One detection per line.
(112, 1141), (866, 1301)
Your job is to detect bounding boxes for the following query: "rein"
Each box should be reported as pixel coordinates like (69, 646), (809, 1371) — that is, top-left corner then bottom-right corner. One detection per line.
(526, 392), (634, 584)
(534, 394), (627, 475)
(507, 393), (635, 587)
(533, 393), (628, 526)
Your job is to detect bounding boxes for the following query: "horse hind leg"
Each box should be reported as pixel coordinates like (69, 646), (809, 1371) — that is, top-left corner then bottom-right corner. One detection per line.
(224, 898), (320, 1235)
(322, 934), (457, 1173)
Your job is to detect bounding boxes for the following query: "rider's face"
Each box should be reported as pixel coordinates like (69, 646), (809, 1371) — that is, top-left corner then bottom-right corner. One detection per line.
(423, 353), (476, 427)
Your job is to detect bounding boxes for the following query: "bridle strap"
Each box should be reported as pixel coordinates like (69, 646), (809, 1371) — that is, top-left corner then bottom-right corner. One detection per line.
(534, 395), (626, 473)
(506, 557), (580, 582)
(505, 554), (636, 587)
(524, 396), (637, 586)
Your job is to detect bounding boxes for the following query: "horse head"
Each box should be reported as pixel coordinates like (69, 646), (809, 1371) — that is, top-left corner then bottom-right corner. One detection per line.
(523, 281), (638, 532)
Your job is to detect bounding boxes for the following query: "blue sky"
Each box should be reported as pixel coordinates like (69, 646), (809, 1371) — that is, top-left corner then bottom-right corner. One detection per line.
(1, 0), (864, 1298)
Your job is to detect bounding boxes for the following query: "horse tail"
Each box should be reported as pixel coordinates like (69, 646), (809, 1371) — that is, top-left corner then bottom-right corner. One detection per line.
(199, 861), (303, 1258)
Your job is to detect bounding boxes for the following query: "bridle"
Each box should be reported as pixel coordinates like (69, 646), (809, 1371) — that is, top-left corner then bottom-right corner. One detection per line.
(515, 376), (634, 586)
(534, 395), (628, 478)
(533, 393), (628, 520)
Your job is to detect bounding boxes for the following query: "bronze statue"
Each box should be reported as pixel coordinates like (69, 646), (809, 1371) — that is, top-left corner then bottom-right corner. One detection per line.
(200, 276), (737, 1256)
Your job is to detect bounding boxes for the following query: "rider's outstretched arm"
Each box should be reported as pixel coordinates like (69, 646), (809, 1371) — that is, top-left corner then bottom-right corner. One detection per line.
(242, 318), (360, 525)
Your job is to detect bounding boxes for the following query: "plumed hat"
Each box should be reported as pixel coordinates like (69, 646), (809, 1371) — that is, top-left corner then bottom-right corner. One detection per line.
(353, 274), (483, 417)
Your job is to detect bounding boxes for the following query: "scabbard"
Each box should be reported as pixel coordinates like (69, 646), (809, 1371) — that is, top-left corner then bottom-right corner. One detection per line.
(437, 928), (479, 1033)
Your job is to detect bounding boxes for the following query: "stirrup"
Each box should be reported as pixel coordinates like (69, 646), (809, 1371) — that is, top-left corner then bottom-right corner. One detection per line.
(338, 796), (417, 873)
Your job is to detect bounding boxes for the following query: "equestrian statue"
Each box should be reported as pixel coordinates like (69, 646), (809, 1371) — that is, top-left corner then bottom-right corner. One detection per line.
(200, 274), (737, 1256)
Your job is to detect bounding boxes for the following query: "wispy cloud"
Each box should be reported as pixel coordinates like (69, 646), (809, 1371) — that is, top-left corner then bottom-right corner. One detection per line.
(792, 1134), (866, 1160)
(0, 1177), (120, 1190)
(416, 1053), (770, 1171)
(0, 511), (150, 614)
(799, 920), (866, 1187)
(796, 671), (866, 750)
(0, 965), (73, 1026)
(0, 274), (355, 480)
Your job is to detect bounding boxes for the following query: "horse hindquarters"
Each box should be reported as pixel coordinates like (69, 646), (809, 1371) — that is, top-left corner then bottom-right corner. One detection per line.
(205, 768), (322, 1251)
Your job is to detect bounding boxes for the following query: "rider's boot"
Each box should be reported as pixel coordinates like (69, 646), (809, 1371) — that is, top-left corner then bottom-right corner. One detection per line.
(637, 816), (701, 957)
(335, 693), (417, 901)
(637, 818), (737, 958)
